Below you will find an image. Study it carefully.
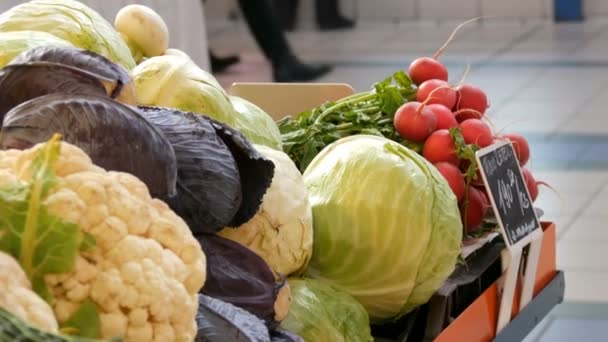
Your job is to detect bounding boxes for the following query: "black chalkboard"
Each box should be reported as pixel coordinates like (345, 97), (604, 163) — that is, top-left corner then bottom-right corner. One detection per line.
(476, 142), (541, 247)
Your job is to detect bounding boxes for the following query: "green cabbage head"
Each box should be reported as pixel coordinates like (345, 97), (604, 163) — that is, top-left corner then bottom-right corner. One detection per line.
(229, 96), (283, 151)
(280, 278), (373, 342)
(131, 55), (238, 126)
(0, 31), (73, 68)
(0, 0), (136, 70)
(302, 135), (462, 322)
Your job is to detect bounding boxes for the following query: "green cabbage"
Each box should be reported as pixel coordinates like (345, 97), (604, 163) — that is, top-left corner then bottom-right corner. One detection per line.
(229, 96), (283, 151)
(0, 0), (135, 70)
(0, 31), (73, 68)
(131, 55), (238, 126)
(302, 135), (462, 322)
(280, 278), (372, 342)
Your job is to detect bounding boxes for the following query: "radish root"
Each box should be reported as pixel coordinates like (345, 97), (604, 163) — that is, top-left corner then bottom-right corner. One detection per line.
(482, 113), (498, 132)
(458, 63), (472, 86)
(453, 108), (485, 120)
(537, 181), (560, 199)
(433, 16), (487, 60)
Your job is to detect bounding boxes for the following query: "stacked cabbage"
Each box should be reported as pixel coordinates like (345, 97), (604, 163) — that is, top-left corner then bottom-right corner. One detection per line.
(131, 55), (283, 151)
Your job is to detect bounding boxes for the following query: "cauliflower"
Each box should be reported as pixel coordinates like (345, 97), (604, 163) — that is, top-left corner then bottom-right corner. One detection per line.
(0, 251), (58, 333)
(0, 137), (206, 341)
(218, 144), (313, 277)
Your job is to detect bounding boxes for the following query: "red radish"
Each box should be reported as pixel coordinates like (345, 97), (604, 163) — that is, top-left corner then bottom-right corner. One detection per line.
(460, 119), (493, 148)
(423, 129), (459, 165)
(428, 104), (458, 130)
(394, 102), (437, 142)
(521, 167), (539, 202)
(416, 79), (457, 108)
(409, 58), (448, 85)
(474, 184), (489, 199)
(454, 84), (488, 121)
(502, 133), (530, 166)
(408, 17), (483, 85)
(462, 186), (489, 232)
(435, 162), (466, 202)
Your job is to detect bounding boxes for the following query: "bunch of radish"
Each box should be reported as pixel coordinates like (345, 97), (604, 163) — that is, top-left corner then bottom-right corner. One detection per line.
(393, 18), (544, 235)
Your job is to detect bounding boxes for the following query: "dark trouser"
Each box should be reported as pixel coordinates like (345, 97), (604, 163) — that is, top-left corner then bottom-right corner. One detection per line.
(235, 0), (293, 67)
(273, 0), (344, 29)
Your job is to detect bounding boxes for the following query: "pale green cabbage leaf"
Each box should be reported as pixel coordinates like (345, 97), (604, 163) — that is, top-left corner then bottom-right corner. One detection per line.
(131, 55), (238, 126)
(0, 0), (135, 70)
(302, 135), (462, 322)
(229, 96), (283, 151)
(280, 278), (373, 342)
(0, 30), (73, 68)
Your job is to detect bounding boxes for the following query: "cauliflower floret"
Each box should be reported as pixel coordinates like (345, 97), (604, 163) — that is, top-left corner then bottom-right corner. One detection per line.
(218, 144), (313, 277)
(7, 141), (206, 342)
(0, 252), (58, 333)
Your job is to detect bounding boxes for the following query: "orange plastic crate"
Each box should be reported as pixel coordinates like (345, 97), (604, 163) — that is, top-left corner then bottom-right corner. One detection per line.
(435, 222), (557, 342)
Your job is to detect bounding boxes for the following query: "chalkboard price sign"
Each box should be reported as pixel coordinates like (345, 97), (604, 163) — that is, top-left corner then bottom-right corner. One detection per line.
(476, 141), (541, 247)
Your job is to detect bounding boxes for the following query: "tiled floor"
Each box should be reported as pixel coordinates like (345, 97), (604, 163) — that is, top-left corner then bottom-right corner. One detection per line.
(206, 15), (608, 341)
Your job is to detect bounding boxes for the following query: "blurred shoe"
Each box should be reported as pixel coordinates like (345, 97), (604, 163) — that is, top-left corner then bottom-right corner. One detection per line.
(273, 56), (332, 82)
(318, 15), (355, 31)
(209, 51), (240, 73)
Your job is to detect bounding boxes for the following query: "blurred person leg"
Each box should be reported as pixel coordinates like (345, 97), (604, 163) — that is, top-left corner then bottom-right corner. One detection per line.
(236, 0), (331, 82)
(202, 0), (241, 73)
(273, 0), (299, 31)
(316, 0), (355, 31)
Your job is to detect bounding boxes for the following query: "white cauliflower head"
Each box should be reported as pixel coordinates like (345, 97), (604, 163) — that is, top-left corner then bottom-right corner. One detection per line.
(0, 139), (206, 341)
(218, 144), (313, 277)
(0, 251), (58, 333)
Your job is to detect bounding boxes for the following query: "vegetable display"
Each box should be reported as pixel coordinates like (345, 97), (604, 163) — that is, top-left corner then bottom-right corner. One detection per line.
(302, 135), (463, 321)
(0, 1), (550, 341)
(277, 19), (545, 236)
(279, 278), (373, 342)
(218, 144), (313, 277)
